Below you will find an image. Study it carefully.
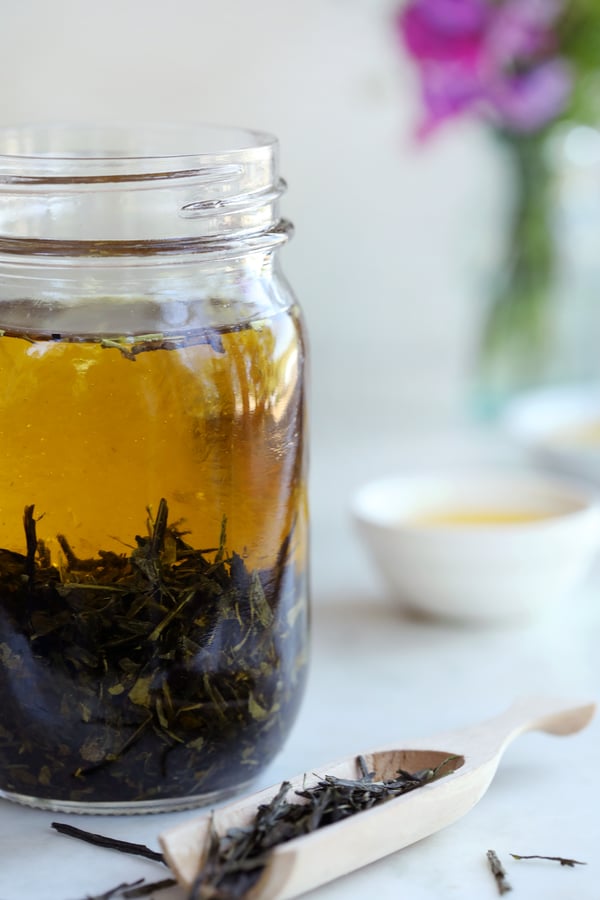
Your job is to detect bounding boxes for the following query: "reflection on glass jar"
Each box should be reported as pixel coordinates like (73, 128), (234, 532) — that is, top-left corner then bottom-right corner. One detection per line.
(0, 124), (309, 813)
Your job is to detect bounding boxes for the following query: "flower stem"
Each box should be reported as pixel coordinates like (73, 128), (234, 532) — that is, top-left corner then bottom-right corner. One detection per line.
(477, 130), (558, 412)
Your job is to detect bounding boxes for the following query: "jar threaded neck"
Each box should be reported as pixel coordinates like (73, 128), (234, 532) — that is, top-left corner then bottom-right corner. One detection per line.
(0, 124), (288, 249)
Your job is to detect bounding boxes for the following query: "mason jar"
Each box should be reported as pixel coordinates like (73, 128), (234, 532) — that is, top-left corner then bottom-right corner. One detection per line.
(0, 124), (309, 813)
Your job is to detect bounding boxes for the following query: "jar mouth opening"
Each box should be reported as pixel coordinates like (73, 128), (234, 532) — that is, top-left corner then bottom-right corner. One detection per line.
(0, 123), (277, 183)
(0, 123), (286, 246)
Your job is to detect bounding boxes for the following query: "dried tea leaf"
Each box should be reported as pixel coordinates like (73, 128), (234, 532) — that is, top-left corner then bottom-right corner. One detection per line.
(128, 675), (154, 708)
(248, 694), (270, 721)
(189, 759), (455, 899)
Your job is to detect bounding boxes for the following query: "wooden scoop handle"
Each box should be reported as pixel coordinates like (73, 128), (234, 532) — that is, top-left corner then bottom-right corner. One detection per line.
(425, 695), (597, 766)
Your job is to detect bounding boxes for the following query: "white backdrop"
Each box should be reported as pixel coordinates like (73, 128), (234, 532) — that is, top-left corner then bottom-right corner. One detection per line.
(0, 0), (509, 442)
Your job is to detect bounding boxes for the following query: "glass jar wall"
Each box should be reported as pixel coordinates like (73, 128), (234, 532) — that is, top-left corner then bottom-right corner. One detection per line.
(0, 125), (309, 813)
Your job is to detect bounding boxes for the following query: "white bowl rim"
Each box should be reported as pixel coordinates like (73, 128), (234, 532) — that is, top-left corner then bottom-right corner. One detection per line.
(351, 467), (600, 534)
(504, 384), (600, 445)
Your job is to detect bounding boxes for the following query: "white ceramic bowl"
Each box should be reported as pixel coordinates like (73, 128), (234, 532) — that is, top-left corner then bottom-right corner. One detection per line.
(352, 469), (600, 624)
(504, 385), (600, 485)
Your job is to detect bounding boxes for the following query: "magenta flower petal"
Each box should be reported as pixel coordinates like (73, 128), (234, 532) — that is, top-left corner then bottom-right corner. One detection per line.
(397, 0), (572, 136)
(398, 0), (489, 62)
(499, 0), (565, 30)
(418, 58), (484, 130)
(405, 0), (490, 35)
(489, 58), (572, 132)
(488, 0), (566, 60)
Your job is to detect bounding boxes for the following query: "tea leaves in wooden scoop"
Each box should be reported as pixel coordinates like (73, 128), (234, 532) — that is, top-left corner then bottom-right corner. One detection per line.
(189, 755), (457, 899)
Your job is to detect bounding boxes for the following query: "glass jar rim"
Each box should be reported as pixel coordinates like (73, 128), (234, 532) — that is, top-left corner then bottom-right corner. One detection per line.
(0, 123), (277, 180)
(0, 123), (287, 250)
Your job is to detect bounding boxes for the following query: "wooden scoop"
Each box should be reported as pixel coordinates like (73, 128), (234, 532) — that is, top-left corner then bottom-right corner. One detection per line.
(160, 696), (595, 899)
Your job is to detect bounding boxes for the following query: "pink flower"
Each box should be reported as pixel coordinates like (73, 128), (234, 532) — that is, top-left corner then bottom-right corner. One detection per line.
(488, 0), (564, 59)
(490, 58), (572, 132)
(401, 0), (490, 60)
(398, 0), (491, 134)
(397, 0), (571, 136)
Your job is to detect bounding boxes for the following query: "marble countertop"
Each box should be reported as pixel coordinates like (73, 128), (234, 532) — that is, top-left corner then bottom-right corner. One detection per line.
(1, 430), (599, 900)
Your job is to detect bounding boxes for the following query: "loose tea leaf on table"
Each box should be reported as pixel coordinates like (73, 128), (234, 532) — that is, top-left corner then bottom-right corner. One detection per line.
(510, 853), (587, 867)
(189, 754), (457, 900)
(52, 821), (176, 898)
(76, 880), (145, 900)
(487, 849), (512, 896)
(52, 821), (167, 864)
(71, 878), (176, 900)
(122, 880), (180, 899)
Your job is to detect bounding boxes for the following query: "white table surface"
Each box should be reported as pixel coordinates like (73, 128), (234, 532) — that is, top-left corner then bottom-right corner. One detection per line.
(1, 429), (599, 900)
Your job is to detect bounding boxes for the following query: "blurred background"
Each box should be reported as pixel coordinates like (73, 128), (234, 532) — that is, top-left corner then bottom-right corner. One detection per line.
(0, 0), (511, 442)
(3, 0), (600, 596)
